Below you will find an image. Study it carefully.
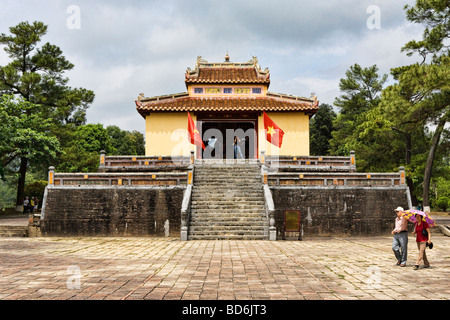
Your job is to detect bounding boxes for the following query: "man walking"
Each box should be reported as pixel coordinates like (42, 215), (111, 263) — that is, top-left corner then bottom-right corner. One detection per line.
(392, 207), (409, 267)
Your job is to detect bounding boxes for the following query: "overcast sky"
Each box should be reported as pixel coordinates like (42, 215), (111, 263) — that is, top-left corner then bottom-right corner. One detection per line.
(0, 0), (424, 134)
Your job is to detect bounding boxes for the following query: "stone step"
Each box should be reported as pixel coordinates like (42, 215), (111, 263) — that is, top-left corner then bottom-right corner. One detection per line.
(193, 186), (263, 191)
(191, 208), (266, 217)
(189, 230), (266, 237)
(190, 223), (266, 229)
(189, 228), (266, 235)
(192, 192), (263, 197)
(191, 198), (265, 203)
(192, 199), (265, 204)
(195, 169), (260, 173)
(191, 206), (266, 212)
(195, 167), (260, 171)
(190, 225), (265, 231)
(188, 163), (266, 240)
(0, 226), (28, 237)
(188, 234), (267, 240)
(191, 210), (265, 214)
(191, 212), (266, 219)
(190, 217), (266, 223)
(195, 165), (260, 169)
(193, 178), (262, 183)
(194, 171), (260, 174)
(188, 230), (266, 239)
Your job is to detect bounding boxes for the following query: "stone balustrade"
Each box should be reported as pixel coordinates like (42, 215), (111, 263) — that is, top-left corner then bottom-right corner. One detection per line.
(266, 170), (405, 187)
(48, 168), (188, 187)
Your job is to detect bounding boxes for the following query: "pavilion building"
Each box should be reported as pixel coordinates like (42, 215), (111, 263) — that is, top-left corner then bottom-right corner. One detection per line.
(135, 54), (319, 159)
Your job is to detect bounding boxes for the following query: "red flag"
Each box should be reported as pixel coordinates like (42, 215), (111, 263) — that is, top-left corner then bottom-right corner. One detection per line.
(263, 111), (285, 147)
(187, 111), (205, 150)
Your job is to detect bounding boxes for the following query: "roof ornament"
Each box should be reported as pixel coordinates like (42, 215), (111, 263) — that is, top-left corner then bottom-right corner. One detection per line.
(224, 51), (230, 62)
(196, 56), (208, 64)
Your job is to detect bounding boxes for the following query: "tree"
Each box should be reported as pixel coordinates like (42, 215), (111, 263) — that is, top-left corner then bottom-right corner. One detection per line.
(106, 125), (145, 155)
(75, 124), (114, 154)
(309, 103), (336, 156)
(380, 0), (450, 210)
(0, 95), (60, 209)
(0, 21), (94, 209)
(402, 0), (450, 63)
(329, 64), (388, 166)
(56, 124), (113, 173)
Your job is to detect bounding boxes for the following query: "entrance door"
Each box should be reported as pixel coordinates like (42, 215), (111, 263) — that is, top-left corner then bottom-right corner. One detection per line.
(200, 120), (257, 159)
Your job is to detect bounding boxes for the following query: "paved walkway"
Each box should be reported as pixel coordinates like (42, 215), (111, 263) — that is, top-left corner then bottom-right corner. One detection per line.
(0, 234), (448, 301)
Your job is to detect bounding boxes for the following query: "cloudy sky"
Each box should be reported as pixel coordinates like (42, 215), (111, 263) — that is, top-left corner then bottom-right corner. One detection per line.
(0, 0), (424, 134)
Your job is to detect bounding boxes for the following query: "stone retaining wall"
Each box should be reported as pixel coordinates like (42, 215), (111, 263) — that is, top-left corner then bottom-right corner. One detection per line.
(40, 186), (185, 236)
(271, 186), (411, 238)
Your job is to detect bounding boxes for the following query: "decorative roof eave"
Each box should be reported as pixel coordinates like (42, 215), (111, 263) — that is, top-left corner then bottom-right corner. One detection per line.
(135, 93), (319, 118)
(185, 77), (271, 84)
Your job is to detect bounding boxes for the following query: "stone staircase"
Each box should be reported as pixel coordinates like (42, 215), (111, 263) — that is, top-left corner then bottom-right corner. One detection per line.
(0, 225), (28, 237)
(188, 161), (268, 240)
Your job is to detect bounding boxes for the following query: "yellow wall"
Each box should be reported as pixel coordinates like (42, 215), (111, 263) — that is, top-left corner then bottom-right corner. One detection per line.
(258, 112), (310, 156)
(145, 113), (193, 156)
(145, 112), (310, 157)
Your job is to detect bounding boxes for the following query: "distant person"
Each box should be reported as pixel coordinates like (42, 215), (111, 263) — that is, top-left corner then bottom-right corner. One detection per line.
(205, 137), (217, 159)
(234, 136), (244, 159)
(30, 197), (35, 213)
(412, 213), (432, 270)
(23, 196), (29, 214)
(391, 207), (408, 267)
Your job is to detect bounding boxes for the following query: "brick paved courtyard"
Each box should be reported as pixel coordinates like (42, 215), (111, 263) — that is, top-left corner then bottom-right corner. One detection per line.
(0, 235), (449, 301)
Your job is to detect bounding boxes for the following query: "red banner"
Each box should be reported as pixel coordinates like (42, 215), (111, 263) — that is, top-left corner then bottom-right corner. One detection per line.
(187, 111), (205, 150)
(263, 111), (284, 147)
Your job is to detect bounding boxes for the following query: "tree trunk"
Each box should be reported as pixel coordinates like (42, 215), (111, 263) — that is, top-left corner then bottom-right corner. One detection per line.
(422, 116), (447, 211)
(15, 157), (28, 212)
(392, 127), (418, 205)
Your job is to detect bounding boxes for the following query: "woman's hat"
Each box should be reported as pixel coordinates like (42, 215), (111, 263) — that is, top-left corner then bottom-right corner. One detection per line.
(394, 207), (404, 212)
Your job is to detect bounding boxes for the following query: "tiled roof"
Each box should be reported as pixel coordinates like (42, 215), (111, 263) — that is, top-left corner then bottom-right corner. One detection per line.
(185, 67), (270, 84)
(136, 93), (319, 116)
(184, 55), (270, 86)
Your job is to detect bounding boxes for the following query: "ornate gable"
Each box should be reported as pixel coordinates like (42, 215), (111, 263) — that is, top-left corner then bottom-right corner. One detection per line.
(185, 55), (270, 86)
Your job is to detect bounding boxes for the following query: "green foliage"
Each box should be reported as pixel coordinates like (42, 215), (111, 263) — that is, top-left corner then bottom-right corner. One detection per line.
(403, 0), (450, 62)
(0, 21), (94, 125)
(329, 64), (388, 168)
(53, 124), (145, 173)
(0, 94), (61, 170)
(310, 104), (336, 156)
(107, 125), (145, 155)
(0, 20), (94, 205)
(75, 124), (114, 154)
(436, 196), (449, 211)
(0, 176), (16, 208)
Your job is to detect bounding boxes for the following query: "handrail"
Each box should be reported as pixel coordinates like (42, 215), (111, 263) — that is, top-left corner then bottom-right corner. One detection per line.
(180, 185), (193, 241)
(263, 184), (276, 241)
(50, 172), (188, 186)
(181, 164), (194, 241)
(267, 171), (404, 187)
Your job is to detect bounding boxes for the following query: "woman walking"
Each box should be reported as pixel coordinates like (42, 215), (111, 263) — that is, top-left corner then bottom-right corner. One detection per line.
(411, 213), (432, 270)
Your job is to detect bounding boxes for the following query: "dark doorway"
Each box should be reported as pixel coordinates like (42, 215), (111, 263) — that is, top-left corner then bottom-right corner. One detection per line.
(200, 120), (257, 159)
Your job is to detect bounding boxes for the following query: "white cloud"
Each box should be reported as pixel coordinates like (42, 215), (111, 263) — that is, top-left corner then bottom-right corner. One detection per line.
(278, 77), (340, 106)
(0, 0), (425, 133)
